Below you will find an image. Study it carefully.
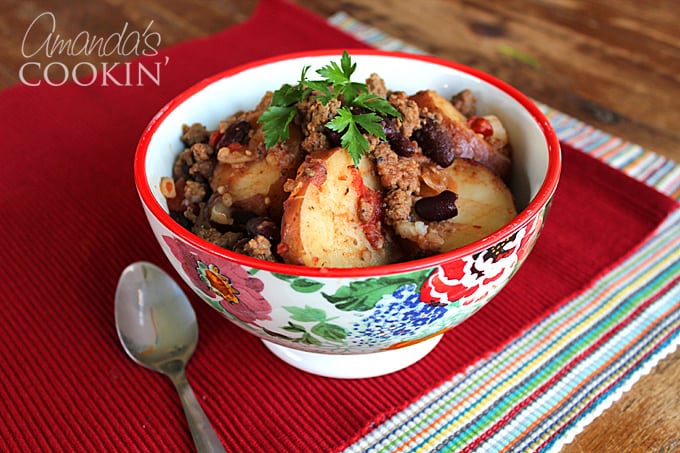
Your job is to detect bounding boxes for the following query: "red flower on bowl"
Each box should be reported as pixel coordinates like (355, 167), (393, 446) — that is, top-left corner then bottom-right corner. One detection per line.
(420, 214), (543, 307)
(163, 236), (272, 324)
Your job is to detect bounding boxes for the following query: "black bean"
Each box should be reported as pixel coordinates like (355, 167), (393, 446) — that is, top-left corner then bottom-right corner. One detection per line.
(323, 127), (342, 148)
(216, 120), (251, 149)
(413, 118), (454, 167)
(344, 106), (373, 135)
(349, 106), (370, 115)
(381, 117), (399, 139)
(414, 190), (459, 221)
(389, 133), (416, 157)
(246, 216), (280, 243)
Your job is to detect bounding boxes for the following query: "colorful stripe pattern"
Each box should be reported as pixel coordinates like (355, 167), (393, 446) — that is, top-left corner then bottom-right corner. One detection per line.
(331, 12), (680, 452)
(540, 107), (680, 200)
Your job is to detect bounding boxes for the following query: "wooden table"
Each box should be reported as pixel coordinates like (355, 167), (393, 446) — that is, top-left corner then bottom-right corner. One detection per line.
(3, 1), (679, 451)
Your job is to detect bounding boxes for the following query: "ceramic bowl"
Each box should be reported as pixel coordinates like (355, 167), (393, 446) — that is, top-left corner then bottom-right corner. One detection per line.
(134, 49), (561, 378)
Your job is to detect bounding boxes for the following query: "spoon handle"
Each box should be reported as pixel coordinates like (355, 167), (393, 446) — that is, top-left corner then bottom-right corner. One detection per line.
(171, 371), (227, 453)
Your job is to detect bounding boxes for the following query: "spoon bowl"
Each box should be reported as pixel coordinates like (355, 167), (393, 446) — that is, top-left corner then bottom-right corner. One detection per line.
(115, 261), (225, 453)
(115, 261), (197, 370)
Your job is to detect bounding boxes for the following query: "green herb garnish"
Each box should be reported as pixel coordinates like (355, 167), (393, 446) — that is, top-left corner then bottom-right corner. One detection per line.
(258, 51), (402, 166)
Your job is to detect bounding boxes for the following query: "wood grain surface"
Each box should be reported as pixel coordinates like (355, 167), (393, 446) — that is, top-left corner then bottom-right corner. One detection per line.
(2, 1), (679, 451)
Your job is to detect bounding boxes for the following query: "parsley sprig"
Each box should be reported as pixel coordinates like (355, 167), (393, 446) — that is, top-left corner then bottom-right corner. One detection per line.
(258, 51), (401, 166)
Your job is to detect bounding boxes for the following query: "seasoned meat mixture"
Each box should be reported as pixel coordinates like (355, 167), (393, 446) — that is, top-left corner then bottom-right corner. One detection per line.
(161, 69), (514, 266)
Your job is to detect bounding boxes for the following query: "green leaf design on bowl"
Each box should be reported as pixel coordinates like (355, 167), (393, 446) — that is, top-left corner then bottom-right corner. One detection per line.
(272, 273), (325, 293)
(321, 269), (432, 311)
(281, 305), (348, 344)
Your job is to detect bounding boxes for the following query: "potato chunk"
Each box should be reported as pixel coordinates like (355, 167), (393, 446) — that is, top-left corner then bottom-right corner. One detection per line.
(278, 148), (393, 268)
(210, 125), (303, 220)
(410, 90), (511, 181)
(419, 158), (517, 251)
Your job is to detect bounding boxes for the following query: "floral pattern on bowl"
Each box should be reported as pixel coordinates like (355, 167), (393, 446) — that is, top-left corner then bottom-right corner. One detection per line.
(164, 236), (272, 324)
(421, 210), (543, 307)
(161, 209), (543, 354)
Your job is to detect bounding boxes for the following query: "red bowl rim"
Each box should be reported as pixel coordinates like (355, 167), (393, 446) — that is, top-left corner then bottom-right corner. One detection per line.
(134, 48), (562, 278)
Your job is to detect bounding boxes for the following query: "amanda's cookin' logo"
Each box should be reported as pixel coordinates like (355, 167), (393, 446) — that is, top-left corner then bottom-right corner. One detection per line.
(20, 12), (168, 87)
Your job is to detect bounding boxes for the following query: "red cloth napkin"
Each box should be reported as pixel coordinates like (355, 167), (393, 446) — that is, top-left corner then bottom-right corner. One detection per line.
(1, 0), (677, 451)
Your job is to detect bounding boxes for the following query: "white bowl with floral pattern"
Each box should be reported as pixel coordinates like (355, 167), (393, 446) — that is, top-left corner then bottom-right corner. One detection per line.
(134, 49), (561, 378)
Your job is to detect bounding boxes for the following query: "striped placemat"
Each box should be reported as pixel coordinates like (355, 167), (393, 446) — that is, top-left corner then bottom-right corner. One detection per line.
(540, 108), (680, 199)
(330, 12), (680, 452)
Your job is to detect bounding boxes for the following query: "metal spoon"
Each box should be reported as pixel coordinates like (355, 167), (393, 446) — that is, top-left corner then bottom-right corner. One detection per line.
(115, 261), (226, 453)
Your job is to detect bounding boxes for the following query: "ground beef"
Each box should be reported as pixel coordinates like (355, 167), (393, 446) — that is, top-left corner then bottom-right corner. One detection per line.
(265, 144), (300, 169)
(366, 134), (382, 154)
(373, 142), (420, 193)
(300, 131), (330, 154)
(387, 91), (421, 137)
(183, 204), (199, 223)
(191, 142), (214, 161)
(451, 89), (477, 117)
(181, 123), (210, 146)
(384, 190), (414, 223)
(254, 91), (274, 116)
(297, 97), (341, 153)
(184, 180), (207, 204)
(235, 235), (276, 262)
(195, 227), (243, 250)
(189, 159), (214, 180)
(173, 149), (194, 179)
(185, 143), (215, 179)
(366, 73), (387, 98)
